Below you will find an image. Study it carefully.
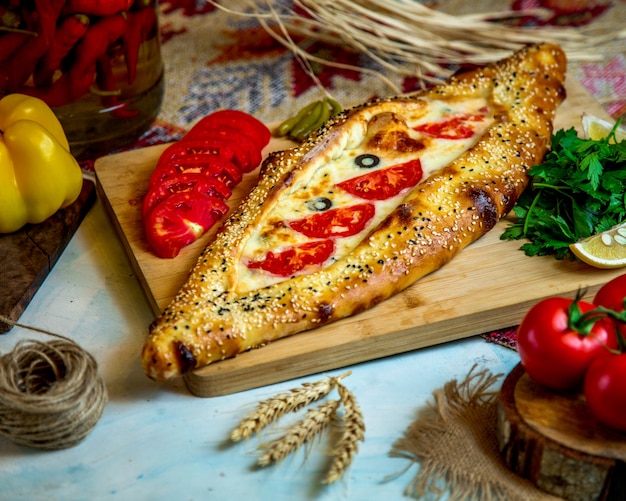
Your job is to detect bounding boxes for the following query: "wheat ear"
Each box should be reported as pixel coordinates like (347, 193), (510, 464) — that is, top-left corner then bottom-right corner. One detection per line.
(323, 383), (366, 484)
(257, 399), (340, 466)
(231, 371), (350, 441)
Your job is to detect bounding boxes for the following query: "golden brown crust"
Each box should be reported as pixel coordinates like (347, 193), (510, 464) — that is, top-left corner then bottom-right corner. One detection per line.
(142, 43), (567, 381)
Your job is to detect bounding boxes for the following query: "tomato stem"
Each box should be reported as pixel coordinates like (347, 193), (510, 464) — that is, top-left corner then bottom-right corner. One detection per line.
(567, 290), (626, 353)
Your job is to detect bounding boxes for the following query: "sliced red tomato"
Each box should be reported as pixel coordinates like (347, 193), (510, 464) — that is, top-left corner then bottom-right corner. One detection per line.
(144, 109), (270, 259)
(157, 140), (234, 163)
(142, 173), (232, 220)
(185, 126), (265, 170)
(156, 138), (251, 172)
(289, 203), (375, 238)
(150, 154), (243, 188)
(246, 239), (335, 276)
(145, 192), (229, 259)
(201, 132), (262, 173)
(336, 159), (423, 200)
(413, 113), (486, 140)
(187, 109), (271, 151)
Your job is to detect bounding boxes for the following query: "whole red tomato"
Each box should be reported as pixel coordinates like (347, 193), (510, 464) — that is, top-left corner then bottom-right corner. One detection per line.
(516, 297), (617, 391)
(594, 273), (626, 334)
(594, 273), (626, 312)
(583, 350), (626, 432)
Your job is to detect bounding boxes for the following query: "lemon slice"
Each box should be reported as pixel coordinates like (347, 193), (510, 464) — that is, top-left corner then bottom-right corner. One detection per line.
(581, 113), (626, 142)
(570, 222), (626, 268)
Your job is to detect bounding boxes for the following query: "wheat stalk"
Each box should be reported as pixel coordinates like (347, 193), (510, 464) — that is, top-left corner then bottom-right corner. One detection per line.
(210, 0), (626, 92)
(230, 371), (350, 441)
(323, 382), (366, 484)
(228, 372), (366, 484)
(257, 399), (340, 466)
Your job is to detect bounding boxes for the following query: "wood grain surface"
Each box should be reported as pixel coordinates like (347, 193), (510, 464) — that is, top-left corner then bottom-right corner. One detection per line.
(498, 363), (626, 501)
(95, 78), (623, 397)
(0, 179), (96, 333)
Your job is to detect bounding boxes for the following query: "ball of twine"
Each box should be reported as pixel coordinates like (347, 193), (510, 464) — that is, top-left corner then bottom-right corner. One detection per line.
(0, 317), (108, 450)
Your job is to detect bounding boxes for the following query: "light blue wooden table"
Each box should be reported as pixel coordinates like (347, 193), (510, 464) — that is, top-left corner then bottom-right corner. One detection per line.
(0, 195), (520, 501)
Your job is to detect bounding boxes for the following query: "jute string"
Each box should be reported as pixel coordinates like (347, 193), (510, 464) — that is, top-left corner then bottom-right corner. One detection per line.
(0, 315), (108, 450)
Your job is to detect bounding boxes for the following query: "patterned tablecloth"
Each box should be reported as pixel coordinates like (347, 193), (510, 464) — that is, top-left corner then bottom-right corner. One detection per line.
(97, 0), (626, 348)
(119, 0), (626, 149)
(151, 0), (626, 133)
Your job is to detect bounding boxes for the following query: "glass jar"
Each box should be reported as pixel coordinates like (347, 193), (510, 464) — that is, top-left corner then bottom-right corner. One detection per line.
(0, 0), (164, 159)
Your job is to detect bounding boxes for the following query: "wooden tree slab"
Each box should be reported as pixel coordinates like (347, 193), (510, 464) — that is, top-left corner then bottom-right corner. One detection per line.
(497, 363), (626, 501)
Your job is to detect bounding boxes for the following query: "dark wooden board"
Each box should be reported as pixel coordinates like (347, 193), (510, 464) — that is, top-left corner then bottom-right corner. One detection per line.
(0, 178), (96, 333)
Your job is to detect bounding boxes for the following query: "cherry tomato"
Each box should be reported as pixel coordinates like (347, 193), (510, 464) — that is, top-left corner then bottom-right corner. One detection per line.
(145, 192), (229, 259)
(142, 173), (231, 220)
(289, 203), (375, 238)
(583, 350), (626, 432)
(337, 159), (423, 200)
(516, 297), (618, 391)
(246, 239), (334, 276)
(413, 113), (487, 140)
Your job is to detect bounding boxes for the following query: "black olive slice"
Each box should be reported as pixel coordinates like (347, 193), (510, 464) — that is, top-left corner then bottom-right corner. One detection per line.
(355, 154), (380, 168)
(305, 197), (333, 212)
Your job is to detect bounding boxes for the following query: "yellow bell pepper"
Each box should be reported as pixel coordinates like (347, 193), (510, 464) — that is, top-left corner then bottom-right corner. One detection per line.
(0, 93), (83, 234)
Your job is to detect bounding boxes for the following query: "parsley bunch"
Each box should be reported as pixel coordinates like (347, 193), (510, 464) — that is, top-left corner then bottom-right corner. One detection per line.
(501, 123), (626, 259)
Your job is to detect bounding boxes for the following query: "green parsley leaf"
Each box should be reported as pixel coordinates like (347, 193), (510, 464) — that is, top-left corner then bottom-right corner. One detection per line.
(501, 121), (626, 259)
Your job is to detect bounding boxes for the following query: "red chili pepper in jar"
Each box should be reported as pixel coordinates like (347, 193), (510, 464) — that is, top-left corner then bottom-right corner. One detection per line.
(95, 52), (141, 119)
(26, 12), (128, 108)
(123, 6), (158, 85)
(0, 32), (29, 65)
(0, 0), (66, 92)
(62, 0), (134, 17)
(33, 13), (90, 87)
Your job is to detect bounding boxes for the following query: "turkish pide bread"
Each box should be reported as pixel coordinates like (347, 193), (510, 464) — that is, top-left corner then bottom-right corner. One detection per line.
(142, 43), (567, 381)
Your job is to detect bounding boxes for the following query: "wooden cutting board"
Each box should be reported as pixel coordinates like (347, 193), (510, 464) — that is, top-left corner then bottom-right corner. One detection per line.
(95, 78), (622, 397)
(0, 179), (96, 333)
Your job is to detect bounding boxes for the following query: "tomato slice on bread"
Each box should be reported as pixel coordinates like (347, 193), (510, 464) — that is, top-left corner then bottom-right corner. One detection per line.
(413, 113), (487, 140)
(288, 203), (375, 238)
(337, 159), (423, 200)
(246, 239), (335, 276)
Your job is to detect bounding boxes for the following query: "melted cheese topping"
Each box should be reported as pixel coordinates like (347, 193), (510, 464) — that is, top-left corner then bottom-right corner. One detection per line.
(236, 97), (493, 292)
